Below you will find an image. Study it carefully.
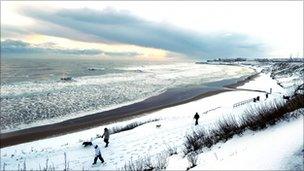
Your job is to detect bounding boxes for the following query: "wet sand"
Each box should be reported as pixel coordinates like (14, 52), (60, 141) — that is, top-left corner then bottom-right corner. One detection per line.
(0, 73), (259, 148)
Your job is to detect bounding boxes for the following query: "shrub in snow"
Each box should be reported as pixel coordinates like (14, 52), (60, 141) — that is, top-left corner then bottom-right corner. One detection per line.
(184, 129), (213, 154)
(287, 94), (304, 111)
(184, 131), (202, 153)
(184, 94), (304, 154)
(154, 152), (169, 170)
(187, 152), (198, 170)
(166, 146), (178, 156)
(211, 115), (243, 141)
(121, 151), (170, 170)
(122, 157), (153, 171)
(242, 94), (304, 131)
(184, 116), (242, 154)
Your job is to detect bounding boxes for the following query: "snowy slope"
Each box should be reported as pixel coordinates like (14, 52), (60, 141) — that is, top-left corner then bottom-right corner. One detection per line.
(1, 69), (303, 170)
(167, 110), (303, 170)
(239, 73), (285, 94)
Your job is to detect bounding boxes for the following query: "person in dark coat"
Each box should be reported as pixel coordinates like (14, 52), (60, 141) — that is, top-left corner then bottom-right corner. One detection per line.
(92, 145), (104, 165)
(101, 128), (110, 147)
(194, 112), (200, 125)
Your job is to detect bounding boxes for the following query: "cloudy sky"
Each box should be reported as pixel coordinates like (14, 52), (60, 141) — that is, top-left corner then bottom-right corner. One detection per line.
(1, 1), (303, 60)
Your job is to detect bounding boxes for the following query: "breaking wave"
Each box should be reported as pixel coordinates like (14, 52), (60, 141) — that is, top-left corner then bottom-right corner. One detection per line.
(0, 61), (253, 132)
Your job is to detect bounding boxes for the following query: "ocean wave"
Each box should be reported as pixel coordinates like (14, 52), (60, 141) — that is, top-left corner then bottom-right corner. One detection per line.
(0, 63), (254, 132)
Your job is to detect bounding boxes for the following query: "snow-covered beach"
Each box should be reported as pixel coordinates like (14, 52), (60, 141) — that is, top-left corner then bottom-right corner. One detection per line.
(1, 1), (303, 170)
(1, 62), (303, 170)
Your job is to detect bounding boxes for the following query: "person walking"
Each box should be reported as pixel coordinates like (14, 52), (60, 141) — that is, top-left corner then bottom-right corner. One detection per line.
(92, 145), (105, 165)
(194, 112), (200, 126)
(101, 128), (110, 147)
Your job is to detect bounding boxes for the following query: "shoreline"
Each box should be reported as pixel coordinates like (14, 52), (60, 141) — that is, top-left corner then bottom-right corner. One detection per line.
(0, 72), (259, 148)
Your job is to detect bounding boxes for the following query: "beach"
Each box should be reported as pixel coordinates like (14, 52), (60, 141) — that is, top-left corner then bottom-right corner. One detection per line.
(1, 60), (255, 132)
(0, 71), (259, 148)
(1, 63), (303, 170)
(1, 2), (302, 170)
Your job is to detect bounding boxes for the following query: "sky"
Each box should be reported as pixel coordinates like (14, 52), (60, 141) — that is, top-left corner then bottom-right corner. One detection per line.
(1, 1), (303, 61)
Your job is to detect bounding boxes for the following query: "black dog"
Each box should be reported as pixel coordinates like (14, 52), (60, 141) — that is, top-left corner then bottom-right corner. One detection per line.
(82, 141), (93, 147)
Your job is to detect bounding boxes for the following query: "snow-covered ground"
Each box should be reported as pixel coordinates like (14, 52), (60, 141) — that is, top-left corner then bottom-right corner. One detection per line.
(1, 64), (303, 170)
(167, 110), (304, 170)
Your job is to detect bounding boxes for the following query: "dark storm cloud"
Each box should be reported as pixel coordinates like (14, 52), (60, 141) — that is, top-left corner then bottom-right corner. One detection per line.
(1, 39), (102, 55)
(14, 7), (267, 59)
(1, 39), (141, 57)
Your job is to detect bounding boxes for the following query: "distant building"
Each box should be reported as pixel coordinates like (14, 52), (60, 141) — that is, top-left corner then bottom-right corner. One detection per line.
(206, 57), (247, 62)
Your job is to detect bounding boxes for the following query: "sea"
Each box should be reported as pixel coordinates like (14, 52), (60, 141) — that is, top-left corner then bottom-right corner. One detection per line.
(0, 58), (254, 133)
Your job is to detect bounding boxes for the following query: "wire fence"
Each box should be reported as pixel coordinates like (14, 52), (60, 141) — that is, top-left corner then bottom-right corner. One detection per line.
(202, 107), (221, 114)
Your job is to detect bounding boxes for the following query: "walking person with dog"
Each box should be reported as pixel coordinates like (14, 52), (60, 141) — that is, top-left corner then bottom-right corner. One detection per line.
(194, 112), (200, 126)
(101, 128), (110, 147)
(92, 145), (105, 165)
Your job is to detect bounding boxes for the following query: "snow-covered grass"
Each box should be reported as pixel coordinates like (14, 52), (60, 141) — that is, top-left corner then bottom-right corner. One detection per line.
(167, 110), (304, 170)
(121, 150), (169, 171)
(1, 63), (303, 170)
(183, 94), (303, 155)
